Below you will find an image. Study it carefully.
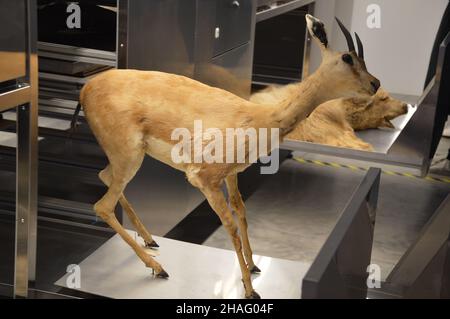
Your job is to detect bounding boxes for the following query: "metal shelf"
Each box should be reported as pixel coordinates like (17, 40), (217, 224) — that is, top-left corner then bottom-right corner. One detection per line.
(256, 0), (315, 22)
(282, 103), (418, 158)
(281, 74), (442, 176)
(38, 42), (117, 67)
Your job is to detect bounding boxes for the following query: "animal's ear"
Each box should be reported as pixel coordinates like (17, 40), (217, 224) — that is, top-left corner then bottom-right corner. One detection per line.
(375, 87), (390, 101)
(350, 96), (373, 109)
(306, 14), (328, 52)
(380, 118), (395, 129)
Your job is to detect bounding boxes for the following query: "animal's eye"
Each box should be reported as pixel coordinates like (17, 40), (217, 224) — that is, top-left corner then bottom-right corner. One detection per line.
(342, 54), (354, 66)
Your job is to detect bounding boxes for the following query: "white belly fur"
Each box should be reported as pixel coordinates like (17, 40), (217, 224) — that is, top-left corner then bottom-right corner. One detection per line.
(145, 136), (187, 172)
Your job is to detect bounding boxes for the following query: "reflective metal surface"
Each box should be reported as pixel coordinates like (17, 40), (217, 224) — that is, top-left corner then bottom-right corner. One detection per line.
(123, 0), (197, 77)
(213, 0), (254, 57)
(55, 232), (310, 299)
(0, 0), (39, 298)
(38, 42), (116, 67)
(26, 0), (39, 285)
(256, 0), (315, 22)
(0, 0), (26, 82)
(117, 0), (256, 97)
(197, 44), (253, 99)
(302, 168), (381, 299)
(15, 104), (31, 298)
(0, 86), (31, 113)
(197, 0), (256, 97)
(385, 195), (450, 298)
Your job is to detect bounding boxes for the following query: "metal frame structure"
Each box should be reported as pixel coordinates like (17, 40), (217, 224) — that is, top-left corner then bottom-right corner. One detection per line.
(0, 0), (38, 298)
(302, 168), (381, 299)
(255, 0), (315, 22)
(379, 195), (450, 299)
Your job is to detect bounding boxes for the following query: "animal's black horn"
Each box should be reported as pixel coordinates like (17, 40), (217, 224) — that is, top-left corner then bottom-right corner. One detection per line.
(355, 32), (364, 59)
(336, 17), (355, 52)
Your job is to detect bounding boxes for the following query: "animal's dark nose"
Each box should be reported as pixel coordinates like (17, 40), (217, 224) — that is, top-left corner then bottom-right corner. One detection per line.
(371, 79), (380, 93)
(402, 103), (408, 114)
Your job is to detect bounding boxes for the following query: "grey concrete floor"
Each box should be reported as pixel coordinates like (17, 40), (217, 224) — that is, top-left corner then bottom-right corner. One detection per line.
(204, 137), (450, 280)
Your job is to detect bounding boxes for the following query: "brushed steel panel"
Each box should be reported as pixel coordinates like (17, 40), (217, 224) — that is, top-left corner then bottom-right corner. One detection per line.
(196, 43), (253, 98)
(125, 0), (196, 77)
(55, 232), (309, 299)
(213, 0), (254, 57)
(0, 0), (27, 82)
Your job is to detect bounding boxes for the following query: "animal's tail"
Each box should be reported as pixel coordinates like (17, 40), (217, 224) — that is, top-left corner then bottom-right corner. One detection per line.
(68, 102), (82, 139)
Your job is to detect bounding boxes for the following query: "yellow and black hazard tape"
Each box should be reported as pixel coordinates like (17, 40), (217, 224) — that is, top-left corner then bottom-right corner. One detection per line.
(293, 157), (450, 185)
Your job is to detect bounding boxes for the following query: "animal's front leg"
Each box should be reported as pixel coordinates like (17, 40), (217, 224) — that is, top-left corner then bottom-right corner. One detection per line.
(225, 175), (260, 274)
(119, 196), (159, 248)
(188, 174), (260, 299)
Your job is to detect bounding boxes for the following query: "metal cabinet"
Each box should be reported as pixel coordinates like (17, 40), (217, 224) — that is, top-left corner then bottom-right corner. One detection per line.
(37, 0), (257, 117)
(122, 0), (197, 77)
(0, 1), (27, 83)
(193, 0), (256, 98)
(197, 43), (253, 99)
(213, 0), (254, 57)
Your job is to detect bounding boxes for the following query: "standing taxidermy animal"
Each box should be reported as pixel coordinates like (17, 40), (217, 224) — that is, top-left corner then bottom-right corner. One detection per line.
(252, 88), (408, 151)
(76, 15), (380, 299)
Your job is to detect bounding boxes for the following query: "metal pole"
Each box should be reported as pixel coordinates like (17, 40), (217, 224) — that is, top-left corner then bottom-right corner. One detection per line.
(14, 104), (31, 298)
(13, 0), (38, 298)
(26, 0), (38, 285)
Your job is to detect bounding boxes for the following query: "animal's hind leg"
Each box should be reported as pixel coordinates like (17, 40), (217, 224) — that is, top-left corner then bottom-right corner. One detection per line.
(99, 165), (159, 248)
(94, 152), (167, 278)
(225, 175), (260, 274)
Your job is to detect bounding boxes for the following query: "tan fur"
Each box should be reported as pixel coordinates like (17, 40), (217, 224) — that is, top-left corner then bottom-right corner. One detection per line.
(252, 87), (408, 151)
(79, 15), (380, 298)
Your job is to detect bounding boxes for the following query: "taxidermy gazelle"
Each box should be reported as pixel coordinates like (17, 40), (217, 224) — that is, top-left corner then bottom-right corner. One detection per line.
(252, 88), (408, 151)
(76, 15), (380, 299)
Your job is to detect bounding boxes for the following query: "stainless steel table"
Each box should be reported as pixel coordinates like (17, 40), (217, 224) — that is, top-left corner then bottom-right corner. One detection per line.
(55, 231), (309, 299)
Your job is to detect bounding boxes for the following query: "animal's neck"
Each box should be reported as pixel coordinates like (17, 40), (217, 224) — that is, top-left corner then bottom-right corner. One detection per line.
(271, 71), (328, 137)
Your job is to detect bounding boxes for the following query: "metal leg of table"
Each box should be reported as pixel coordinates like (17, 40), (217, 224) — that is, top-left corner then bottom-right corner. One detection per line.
(14, 104), (31, 298)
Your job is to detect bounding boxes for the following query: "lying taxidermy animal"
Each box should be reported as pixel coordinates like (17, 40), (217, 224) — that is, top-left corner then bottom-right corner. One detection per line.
(74, 15), (380, 299)
(251, 87), (408, 151)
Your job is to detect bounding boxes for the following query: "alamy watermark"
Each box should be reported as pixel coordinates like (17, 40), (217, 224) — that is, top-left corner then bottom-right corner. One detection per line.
(171, 120), (280, 174)
(367, 264), (382, 289)
(367, 4), (381, 29)
(66, 3), (81, 29)
(66, 264), (81, 289)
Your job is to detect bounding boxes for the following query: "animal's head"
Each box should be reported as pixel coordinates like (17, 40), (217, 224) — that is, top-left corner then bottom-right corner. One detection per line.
(344, 88), (409, 130)
(306, 15), (380, 101)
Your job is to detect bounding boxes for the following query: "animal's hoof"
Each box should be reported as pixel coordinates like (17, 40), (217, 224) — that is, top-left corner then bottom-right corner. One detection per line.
(246, 290), (261, 299)
(156, 269), (169, 279)
(250, 265), (261, 274)
(145, 240), (160, 248)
